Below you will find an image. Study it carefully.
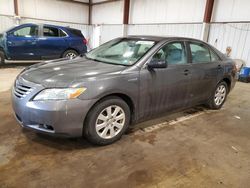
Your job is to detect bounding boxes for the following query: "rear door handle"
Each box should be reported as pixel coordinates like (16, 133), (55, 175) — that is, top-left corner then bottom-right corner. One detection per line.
(184, 69), (190, 76)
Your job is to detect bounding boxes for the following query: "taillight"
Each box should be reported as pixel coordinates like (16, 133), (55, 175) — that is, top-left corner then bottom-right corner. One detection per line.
(83, 38), (88, 45)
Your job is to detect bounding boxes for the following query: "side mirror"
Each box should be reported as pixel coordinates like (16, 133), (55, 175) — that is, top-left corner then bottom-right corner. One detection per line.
(147, 59), (167, 69)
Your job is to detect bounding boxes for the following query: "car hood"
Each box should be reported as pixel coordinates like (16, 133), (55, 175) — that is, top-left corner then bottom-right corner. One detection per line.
(20, 57), (127, 87)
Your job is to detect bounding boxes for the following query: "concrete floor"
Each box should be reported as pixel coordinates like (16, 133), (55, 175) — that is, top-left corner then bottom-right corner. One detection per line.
(0, 65), (250, 188)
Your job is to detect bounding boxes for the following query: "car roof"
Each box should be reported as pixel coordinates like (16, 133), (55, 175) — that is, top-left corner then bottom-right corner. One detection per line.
(127, 35), (205, 43)
(17, 23), (79, 31)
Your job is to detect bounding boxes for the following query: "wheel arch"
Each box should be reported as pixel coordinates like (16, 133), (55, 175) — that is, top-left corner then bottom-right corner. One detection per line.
(0, 47), (6, 56)
(222, 77), (231, 92)
(84, 93), (136, 127)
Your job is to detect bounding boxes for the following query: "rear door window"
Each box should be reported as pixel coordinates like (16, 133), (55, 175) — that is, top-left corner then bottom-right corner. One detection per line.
(210, 49), (220, 62)
(190, 42), (211, 63)
(189, 42), (221, 63)
(59, 29), (67, 37)
(43, 26), (60, 37)
(68, 28), (83, 37)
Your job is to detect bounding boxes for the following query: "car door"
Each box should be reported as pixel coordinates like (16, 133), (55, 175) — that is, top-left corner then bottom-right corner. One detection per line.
(138, 41), (192, 119)
(186, 41), (223, 105)
(6, 25), (39, 60)
(36, 25), (68, 59)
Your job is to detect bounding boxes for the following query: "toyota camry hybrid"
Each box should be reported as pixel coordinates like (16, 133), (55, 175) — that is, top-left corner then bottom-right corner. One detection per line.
(12, 36), (237, 145)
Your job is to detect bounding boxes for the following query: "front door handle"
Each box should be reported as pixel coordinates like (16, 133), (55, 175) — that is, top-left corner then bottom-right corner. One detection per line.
(184, 69), (190, 76)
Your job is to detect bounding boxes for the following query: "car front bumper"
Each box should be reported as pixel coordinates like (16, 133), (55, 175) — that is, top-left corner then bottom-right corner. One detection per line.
(11, 78), (97, 137)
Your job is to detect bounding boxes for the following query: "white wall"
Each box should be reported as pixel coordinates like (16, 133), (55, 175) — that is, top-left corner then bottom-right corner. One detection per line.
(1, 0), (250, 66)
(92, 1), (124, 24)
(19, 0), (89, 24)
(91, 0), (206, 47)
(212, 0), (250, 22)
(128, 24), (203, 39)
(210, 0), (250, 66)
(209, 23), (250, 62)
(0, 0), (90, 38)
(0, 0), (16, 32)
(0, 0), (14, 16)
(130, 0), (206, 24)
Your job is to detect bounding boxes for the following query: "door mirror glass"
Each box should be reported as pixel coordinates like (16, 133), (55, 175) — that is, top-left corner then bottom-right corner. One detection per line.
(148, 58), (167, 69)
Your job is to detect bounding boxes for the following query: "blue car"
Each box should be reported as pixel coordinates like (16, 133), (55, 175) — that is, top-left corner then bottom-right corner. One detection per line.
(0, 23), (87, 64)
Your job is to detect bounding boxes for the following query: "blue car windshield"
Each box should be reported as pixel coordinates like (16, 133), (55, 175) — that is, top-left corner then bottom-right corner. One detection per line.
(86, 39), (155, 66)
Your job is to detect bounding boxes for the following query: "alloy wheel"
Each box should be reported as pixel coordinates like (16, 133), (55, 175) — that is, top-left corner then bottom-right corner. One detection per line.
(95, 105), (125, 139)
(214, 85), (226, 106)
(66, 52), (77, 59)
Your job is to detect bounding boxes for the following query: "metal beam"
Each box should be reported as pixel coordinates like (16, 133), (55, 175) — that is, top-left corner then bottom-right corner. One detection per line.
(89, 0), (92, 24)
(123, 0), (130, 24)
(91, 0), (121, 6)
(14, 0), (18, 15)
(203, 0), (214, 23)
(59, 0), (89, 6)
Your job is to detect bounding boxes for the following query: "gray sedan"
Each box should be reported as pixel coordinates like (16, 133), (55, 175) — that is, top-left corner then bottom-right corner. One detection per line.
(12, 36), (237, 145)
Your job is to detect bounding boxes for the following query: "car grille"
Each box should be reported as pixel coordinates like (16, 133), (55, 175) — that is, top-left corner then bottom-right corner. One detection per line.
(14, 81), (33, 98)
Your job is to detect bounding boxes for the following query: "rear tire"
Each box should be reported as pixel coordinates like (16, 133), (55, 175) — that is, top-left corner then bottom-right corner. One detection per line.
(83, 96), (131, 146)
(207, 81), (228, 110)
(62, 49), (78, 59)
(0, 51), (5, 65)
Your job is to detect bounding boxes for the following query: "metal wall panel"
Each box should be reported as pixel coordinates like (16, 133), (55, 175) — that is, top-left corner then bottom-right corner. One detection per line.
(92, 0), (111, 3)
(18, 0), (89, 24)
(0, 15), (16, 33)
(99, 24), (124, 43)
(0, 0), (14, 15)
(92, 1), (123, 24)
(130, 0), (206, 24)
(127, 24), (203, 39)
(212, 0), (250, 22)
(208, 23), (250, 66)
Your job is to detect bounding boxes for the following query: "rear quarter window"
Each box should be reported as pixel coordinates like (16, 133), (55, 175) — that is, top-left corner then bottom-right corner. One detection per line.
(68, 28), (84, 37)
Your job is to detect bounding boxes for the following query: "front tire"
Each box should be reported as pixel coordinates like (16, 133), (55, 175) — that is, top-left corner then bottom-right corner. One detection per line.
(0, 51), (5, 65)
(83, 96), (130, 145)
(62, 49), (78, 59)
(207, 81), (228, 109)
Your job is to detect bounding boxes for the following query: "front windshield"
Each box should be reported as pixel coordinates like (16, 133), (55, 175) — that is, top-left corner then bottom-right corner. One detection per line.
(86, 39), (155, 66)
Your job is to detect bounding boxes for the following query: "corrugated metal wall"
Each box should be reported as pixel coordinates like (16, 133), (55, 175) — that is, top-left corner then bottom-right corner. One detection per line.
(19, 0), (89, 24)
(96, 23), (203, 47)
(129, 0), (206, 24)
(92, 1), (123, 24)
(1, 0), (250, 66)
(0, 0), (91, 40)
(212, 0), (250, 22)
(209, 23), (250, 66)
(0, 0), (15, 32)
(99, 25), (124, 43)
(128, 24), (203, 39)
(91, 0), (250, 66)
(0, 15), (16, 33)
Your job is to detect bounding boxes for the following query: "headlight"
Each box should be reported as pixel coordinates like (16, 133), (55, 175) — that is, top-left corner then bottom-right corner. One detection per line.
(33, 88), (86, 101)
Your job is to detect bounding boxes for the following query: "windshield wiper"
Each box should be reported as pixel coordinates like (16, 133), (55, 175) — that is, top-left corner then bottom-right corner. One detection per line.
(86, 56), (129, 66)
